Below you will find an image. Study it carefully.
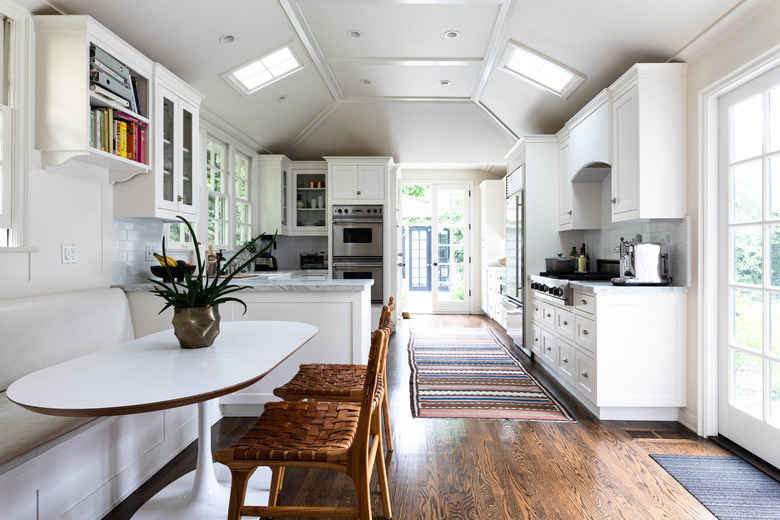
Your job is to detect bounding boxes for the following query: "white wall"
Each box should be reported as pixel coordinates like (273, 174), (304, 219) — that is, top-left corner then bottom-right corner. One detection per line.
(0, 156), (113, 300)
(681, 0), (780, 432)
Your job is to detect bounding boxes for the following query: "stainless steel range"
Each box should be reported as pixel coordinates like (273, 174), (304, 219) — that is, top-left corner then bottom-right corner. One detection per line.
(529, 272), (612, 306)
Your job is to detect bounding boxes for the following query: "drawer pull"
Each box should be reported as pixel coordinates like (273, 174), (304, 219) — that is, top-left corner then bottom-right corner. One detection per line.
(562, 357), (568, 363)
(581, 371), (589, 378)
(546, 313), (552, 318)
(580, 299), (587, 305)
(534, 338), (539, 342)
(582, 330), (589, 336)
(563, 320), (568, 325)
(546, 346), (551, 350)
(534, 306), (539, 311)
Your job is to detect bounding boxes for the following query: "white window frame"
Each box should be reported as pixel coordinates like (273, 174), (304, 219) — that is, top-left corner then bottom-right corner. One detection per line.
(202, 125), (256, 253)
(0, 1), (31, 247)
(233, 148), (252, 247)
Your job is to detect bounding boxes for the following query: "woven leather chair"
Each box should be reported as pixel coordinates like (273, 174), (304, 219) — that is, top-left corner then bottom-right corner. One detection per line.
(215, 328), (392, 520)
(273, 302), (395, 451)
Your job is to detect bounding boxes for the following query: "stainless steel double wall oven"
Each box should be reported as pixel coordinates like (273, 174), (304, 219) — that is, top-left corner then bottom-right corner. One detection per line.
(332, 204), (384, 303)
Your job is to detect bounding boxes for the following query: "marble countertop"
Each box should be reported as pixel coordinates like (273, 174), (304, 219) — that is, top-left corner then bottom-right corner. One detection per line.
(114, 273), (371, 293)
(569, 281), (687, 294)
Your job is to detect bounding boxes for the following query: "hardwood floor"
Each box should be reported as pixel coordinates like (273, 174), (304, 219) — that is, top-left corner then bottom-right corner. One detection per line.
(104, 314), (734, 520)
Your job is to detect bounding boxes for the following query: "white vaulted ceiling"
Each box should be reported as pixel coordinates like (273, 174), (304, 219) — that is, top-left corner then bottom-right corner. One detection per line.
(37, 0), (770, 167)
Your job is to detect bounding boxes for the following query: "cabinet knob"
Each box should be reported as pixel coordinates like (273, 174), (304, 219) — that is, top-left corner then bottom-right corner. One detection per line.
(611, 197), (617, 204)
(567, 210), (572, 215)
(581, 371), (589, 378)
(562, 357), (568, 363)
(580, 300), (587, 305)
(546, 313), (551, 318)
(177, 195), (183, 202)
(534, 306), (539, 311)
(546, 346), (551, 350)
(563, 320), (568, 325)
(582, 330), (589, 335)
(534, 338), (539, 342)
(357, 190), (361, 195)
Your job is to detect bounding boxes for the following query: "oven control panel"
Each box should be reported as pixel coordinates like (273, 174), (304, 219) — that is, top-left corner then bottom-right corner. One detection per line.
(332, 205), (383, 218)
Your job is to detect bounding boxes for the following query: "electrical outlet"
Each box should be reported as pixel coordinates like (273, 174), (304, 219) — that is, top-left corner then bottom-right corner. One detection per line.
(145, 245), (156, 262)
(61, 244), (77, 264)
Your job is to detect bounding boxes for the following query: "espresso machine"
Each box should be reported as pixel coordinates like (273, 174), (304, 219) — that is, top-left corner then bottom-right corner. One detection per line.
(611, 236), (672, 285)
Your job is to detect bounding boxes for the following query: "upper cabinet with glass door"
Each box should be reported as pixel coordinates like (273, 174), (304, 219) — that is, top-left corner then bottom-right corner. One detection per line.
(291, 164), (327, 236)
(114, 64), (203, 219)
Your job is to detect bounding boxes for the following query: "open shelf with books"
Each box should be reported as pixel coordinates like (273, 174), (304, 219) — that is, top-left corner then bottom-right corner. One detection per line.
(34, 15), (153, 183)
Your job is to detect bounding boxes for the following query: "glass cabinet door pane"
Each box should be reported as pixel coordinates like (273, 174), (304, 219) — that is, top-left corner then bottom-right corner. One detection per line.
(162, 97), (175, 203)
(181, 107), (193, 206)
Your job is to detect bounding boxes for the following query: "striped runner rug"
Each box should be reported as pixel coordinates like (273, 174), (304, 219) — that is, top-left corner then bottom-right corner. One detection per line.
(408, 327), (573, 421)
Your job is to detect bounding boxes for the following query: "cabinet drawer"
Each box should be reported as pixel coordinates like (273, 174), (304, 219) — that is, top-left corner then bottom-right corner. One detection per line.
(575, 350), (597, 404)
(531, 298), (542, 323)
(574, 291), (596, 316)
(541, 329), (557, 366)
(575, 315), (596, 353)
(531, 324), (541, 356)
(556, 308), (575, 340)
(540, 302), (556, 330)
(556, 339), (576, 386)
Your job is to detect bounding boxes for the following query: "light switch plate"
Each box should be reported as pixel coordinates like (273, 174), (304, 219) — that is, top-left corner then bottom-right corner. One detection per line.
(61, 244), (77, 264)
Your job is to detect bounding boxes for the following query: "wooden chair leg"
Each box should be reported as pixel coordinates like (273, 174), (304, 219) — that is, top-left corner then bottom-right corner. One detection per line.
(374, 438), (392, 518)
(226, 468), (253, 520)
(381, 391), (393, 451)
(268, 466), (285, 506)
(352, 469), (373, 520)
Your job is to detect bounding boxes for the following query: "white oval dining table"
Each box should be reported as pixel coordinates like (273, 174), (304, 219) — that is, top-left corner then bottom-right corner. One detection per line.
(7, 320), (318, 519)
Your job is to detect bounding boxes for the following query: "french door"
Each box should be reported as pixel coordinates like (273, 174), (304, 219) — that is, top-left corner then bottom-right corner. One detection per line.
(400, 182), (471, 313)
(718, 64), (780, 468)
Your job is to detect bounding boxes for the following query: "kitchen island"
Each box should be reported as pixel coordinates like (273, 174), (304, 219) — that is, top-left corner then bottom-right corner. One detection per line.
(115, 277), (372, 415)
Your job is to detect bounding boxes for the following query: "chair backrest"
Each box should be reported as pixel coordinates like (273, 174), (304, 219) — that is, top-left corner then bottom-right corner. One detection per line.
(355, 328), (388, 445)
(378, 304), (391, 330)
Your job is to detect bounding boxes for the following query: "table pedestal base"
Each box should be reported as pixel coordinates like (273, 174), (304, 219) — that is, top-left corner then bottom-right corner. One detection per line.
(131, 400), (269, 519)
(131, 463), (271, 519)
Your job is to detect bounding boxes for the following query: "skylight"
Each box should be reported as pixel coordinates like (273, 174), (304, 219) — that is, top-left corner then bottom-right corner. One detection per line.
(223, 46), (302, 95)
(500, 42), (584, 98)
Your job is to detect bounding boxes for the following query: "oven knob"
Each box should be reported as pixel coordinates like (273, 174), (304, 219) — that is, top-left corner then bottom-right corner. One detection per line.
(553, 287), (562, 296)
(344, 208), (349, 214)
(548, 287), (556, 295)
(539, 284), (547, 292)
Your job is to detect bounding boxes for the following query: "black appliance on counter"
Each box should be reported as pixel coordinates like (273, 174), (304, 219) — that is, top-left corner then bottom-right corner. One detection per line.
(300, 252), (328, 270)
(254, 235), (278, 271)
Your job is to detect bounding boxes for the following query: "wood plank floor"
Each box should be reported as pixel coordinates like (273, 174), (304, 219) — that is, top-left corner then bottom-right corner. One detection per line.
(104, 314), (735, 519)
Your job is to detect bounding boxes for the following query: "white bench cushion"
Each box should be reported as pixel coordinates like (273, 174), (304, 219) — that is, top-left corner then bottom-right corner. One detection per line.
(0, 288), (135, 391)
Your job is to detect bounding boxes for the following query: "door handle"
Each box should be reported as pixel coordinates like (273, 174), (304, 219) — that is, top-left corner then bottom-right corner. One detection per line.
(433, 262), (438, 266)
(398, 263), (405, 267)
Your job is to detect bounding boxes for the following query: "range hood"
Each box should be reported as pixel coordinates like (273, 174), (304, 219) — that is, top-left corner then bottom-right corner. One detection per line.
(571, 161), (611, 183)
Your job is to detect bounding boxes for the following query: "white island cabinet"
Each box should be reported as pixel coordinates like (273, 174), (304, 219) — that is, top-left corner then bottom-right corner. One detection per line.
(530, 281), (686, 421)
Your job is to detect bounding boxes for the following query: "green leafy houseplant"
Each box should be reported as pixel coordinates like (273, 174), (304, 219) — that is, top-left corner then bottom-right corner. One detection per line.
(149, 216), (277, 315)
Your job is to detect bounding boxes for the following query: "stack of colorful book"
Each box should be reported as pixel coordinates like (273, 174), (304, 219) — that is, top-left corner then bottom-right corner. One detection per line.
(89, 107), (147, 164)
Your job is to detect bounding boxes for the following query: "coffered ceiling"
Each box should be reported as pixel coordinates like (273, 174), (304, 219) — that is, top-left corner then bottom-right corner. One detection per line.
(35, 0), (772, 168)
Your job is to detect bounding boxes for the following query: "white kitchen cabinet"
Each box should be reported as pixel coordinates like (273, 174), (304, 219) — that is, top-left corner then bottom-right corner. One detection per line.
(326, 157), (392, 203)
(486, 267), (505, 323)
(34, 15), (153, 182)
(609, 63), (687, 222)
(258, 155), (291, 235)
(479, 180), (506, 313)
(529, 282), (686, 420)
(114, 64), (202, 218)
(568, 89), (611, 181)
(557, 131), (600, 231)
(290, 164), (328, 236)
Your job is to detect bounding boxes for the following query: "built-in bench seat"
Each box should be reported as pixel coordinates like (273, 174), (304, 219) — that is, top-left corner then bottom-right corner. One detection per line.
(0, 288), (200, 520)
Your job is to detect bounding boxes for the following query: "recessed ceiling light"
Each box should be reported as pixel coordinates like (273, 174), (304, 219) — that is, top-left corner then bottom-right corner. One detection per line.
(278, 95), (288, 102)
(439, 80), (451, 86)
(499, 41), (585, 98)
(444, 30), (460, 39)
(359, 79), (372, 85)
(219, 33), (236, 44)
(347, 30), (363, 38)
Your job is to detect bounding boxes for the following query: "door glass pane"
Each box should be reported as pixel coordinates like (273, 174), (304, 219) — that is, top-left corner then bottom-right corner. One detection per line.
(771, 293), (780, 356)
(732, 225), (763, 285)
(733, 350), (763, 418)
(181, 109), (193, 205)
(770, 85), (780, 153)
(772, 225), (780, 287)
(731, 94), (763, 162)
(162, 97), (174, 203)
(770, 156), (780, 219)
(732, 288), (763, 351)
(732, 160), (762, 222)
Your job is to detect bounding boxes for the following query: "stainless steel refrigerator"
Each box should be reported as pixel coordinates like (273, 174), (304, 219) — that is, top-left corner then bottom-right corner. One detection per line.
(505, 168), (527, 356)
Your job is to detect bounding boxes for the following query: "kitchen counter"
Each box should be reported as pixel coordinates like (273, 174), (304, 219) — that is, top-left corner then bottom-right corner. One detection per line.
(114, 273), (367, 293)
(570, 281), (687, 294)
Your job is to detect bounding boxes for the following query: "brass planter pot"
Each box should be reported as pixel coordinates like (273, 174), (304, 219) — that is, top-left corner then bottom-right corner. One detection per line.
(172, 306), (221, 349)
